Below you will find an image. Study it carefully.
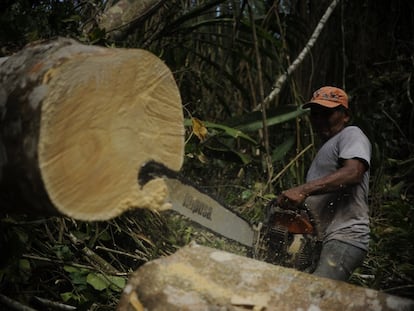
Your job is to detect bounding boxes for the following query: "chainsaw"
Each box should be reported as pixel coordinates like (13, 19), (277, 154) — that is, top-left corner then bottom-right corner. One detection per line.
(138, 160), (322, 272)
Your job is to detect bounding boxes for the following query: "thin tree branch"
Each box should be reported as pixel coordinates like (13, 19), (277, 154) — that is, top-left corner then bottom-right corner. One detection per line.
(33, 296), (77, 311)
(67, 232), (120, 275)
(260, 0), (341, 108)
(247, 0), (273, 184)
(0, 294), (37, 311)
(22, 254), (128, 276)
(341, 0), (346, 89)
(271, 143), (313, 184)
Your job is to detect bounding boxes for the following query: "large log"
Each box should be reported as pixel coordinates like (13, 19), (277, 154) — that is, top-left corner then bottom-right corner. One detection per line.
(117, 243), (414, 311)
(0, 38), (184, 220)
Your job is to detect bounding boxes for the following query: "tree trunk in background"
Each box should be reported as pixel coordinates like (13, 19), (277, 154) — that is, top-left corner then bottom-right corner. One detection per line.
(0, 37), (184, 220)
(96, 0), (163, 40)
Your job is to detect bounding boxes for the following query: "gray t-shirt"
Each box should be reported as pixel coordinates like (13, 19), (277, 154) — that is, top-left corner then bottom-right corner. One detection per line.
(304, 126), (371, 251)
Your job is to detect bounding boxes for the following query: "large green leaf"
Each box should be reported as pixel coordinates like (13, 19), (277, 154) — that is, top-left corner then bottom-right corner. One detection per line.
(236, 108), (308, 132)
(271, 137), (295, 162)
(86, 273), (110, 291)
(64, 265), (88, 285)
(86, 272), (126, 292)
(184, 118), (257, 144)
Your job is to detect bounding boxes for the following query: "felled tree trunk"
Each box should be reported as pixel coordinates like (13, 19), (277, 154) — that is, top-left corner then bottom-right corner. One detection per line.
(117, 243), (414, 311)
(0, 37), (184, 220)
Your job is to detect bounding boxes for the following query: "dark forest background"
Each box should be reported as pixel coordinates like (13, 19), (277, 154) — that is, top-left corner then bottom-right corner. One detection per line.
(1, 0), (413, 309)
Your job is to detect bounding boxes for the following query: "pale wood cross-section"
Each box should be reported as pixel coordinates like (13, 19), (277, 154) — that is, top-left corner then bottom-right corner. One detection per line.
(0, 38), (184, 220)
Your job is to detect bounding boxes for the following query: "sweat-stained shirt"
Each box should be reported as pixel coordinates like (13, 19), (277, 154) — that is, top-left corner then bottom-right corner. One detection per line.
(304, 126), (372, 251)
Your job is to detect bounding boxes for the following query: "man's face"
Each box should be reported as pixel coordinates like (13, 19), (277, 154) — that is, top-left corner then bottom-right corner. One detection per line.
(310, 105), (350, 140)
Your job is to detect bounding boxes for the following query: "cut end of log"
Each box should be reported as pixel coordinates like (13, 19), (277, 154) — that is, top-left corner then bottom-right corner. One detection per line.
(37, 46), (184, 220)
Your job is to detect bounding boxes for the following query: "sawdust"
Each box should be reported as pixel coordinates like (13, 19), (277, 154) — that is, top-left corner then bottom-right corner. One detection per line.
(118, 177), (172, 212)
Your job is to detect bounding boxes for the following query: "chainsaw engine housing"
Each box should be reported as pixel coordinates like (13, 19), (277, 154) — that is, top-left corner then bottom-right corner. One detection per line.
(261, 204), (322, 272)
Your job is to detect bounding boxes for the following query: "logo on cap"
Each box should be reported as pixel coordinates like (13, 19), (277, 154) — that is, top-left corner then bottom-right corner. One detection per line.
(303, 86), (348, 109)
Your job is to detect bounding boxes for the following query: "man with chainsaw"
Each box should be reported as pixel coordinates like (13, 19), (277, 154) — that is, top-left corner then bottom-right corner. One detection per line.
(276, 86), (371, 282)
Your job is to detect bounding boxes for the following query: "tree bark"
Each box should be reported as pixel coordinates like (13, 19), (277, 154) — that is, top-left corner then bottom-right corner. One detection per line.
(0, 38), (184, 220)
(261, 0), (341, 109)
(117, 243), (414, 311)
(96, 0), (164, 41)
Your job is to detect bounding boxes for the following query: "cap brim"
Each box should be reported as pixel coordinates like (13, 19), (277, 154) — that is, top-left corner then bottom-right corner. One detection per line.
(302, 100), (343, 109)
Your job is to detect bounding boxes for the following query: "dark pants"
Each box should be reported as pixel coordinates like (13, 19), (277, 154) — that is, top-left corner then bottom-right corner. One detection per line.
(312, 239), (367, 282)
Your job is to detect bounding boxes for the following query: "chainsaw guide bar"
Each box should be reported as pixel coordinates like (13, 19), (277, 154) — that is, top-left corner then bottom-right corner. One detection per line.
(138, 161), (257, 247)
(138, 160), (321, 271)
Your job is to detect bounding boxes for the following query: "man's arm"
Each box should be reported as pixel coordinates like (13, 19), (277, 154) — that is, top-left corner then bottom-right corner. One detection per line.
(277, 159), (367, 209)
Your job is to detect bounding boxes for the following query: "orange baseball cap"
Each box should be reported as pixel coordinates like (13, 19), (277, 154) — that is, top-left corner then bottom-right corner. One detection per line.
(303, 86), (348, 109)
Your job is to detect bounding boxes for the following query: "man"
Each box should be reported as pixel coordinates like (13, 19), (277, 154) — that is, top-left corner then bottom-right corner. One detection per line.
(276, 86), (371, 282)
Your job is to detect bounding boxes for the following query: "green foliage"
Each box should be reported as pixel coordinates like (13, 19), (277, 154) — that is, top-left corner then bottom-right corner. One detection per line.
(351, 198), (414, 298)
(0, 0), (413, 307)
(0, 211), (182, 309)
(86, 273), (126, 292)
(0, 0), (83, 54)
(346, 49), (414, 298)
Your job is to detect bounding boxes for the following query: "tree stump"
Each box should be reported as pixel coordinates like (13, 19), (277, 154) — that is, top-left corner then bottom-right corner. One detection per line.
(0, 38), (184, 220)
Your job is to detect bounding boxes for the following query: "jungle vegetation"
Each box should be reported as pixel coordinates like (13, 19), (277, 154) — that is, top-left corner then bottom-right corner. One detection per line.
(0, 0), (413, 309)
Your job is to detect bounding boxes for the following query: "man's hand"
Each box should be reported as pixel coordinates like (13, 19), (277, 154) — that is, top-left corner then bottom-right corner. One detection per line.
(276, 186), (308, 210)
(276, 159), (367, 210)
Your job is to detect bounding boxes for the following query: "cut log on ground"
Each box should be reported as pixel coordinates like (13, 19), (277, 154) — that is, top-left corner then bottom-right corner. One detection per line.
(0, 37), (184, 220)
(117, 243), (414, 311)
